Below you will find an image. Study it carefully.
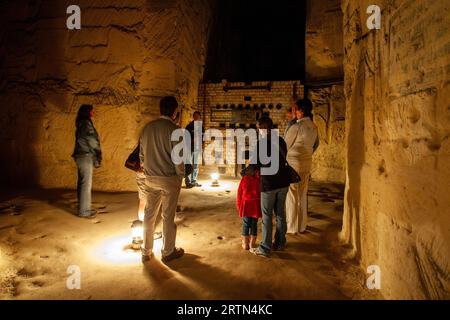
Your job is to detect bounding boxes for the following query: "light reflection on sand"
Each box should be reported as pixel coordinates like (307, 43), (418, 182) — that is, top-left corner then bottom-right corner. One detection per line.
(92, 232), (163, 265)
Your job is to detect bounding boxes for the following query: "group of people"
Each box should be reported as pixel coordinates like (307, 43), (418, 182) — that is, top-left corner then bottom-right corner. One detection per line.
(72, 97), (193, 263)
(71, 96), (318, 263)
(237, 98), (318, 257)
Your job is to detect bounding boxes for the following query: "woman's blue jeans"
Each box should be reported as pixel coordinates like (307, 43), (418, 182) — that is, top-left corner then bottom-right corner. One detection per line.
(75, 155), (93, 216)
(259, 187), (289, 255)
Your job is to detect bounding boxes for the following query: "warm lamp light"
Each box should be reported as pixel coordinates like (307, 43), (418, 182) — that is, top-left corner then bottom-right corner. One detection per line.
(131, 220), (143, 250)
(211, 172), (220, 187)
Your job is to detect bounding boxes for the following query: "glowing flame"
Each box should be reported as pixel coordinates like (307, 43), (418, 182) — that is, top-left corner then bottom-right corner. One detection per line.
(211, 173), (219, 181)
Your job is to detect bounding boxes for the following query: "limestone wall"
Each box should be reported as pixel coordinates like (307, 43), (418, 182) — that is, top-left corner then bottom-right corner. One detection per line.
(309, 85), (346, 183)
(341, 0), (450, 299)
(306, 0), (346, 183)
(306, 0), (344, 81)
(0, 0), (212, 191)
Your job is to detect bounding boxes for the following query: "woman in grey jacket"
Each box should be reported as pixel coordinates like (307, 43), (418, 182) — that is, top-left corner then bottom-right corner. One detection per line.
(72, 104), (102, 218)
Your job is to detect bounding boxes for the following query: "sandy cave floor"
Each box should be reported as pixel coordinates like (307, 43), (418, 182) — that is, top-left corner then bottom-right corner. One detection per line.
(0, 178), (381, 300)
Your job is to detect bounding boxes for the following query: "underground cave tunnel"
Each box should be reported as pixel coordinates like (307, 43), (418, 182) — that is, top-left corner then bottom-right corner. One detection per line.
(0, 0), (449, 301)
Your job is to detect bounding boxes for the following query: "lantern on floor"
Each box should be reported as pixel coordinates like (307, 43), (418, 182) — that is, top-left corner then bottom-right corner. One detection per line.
(211, 172), (220, 187)
(131, 219), (143, 250)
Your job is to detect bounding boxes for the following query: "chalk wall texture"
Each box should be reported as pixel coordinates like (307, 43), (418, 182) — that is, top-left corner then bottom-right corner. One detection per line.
(340, 0), (450, 299)
(309, 85), (346, 183)
(0, 0), (213, 191)
(306, 0), (344, 82)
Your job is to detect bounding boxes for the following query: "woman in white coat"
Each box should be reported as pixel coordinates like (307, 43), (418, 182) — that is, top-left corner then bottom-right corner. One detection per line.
(285, 99), (318, 234)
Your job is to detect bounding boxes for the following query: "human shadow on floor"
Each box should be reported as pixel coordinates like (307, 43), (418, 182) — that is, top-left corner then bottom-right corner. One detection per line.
(24, 189), (111, 217)
(142, 258), (177, 283)
(305, 225), (322, 233)
(164, 252), (348, 299)
(309, 211), (338, 222)
(159, 253), (276, 299)
(141, 254), (225, 299)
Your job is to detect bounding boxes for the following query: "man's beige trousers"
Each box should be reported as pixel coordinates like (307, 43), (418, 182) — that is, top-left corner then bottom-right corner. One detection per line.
(142, 175), (182, 257)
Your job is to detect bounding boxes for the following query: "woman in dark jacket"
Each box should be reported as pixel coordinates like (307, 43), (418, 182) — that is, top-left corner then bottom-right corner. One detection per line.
(72, 104), (102, 218)
(248, 116), (291, 257)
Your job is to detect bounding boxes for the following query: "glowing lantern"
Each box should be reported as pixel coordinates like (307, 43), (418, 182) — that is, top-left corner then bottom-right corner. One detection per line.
(211, 172), (220, 187)
(131, 220), (143, 250)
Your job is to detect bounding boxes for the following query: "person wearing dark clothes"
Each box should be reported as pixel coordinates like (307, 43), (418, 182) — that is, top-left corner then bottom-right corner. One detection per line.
(184, 111), (204, 188)
(248, 116), (291, 257)
(72, 104), (102, 218)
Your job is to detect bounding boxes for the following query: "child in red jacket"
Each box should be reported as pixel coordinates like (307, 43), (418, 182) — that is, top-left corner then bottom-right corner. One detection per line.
(237, 165), (262, 250)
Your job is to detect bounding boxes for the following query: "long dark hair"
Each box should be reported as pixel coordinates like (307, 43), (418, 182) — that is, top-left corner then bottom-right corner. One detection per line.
(257, 116), (273, 130)
(295, 98), (313, 120)
(76, 104), (93, 125)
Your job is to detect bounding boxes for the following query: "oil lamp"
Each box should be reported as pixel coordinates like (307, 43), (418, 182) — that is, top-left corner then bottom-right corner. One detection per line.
(131, 219), (143, 250)
(211, 172), (220, 187)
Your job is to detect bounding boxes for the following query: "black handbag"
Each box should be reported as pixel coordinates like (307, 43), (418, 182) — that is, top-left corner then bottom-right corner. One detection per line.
(287, 164), (301, 184)
(125, 145), (141, 172)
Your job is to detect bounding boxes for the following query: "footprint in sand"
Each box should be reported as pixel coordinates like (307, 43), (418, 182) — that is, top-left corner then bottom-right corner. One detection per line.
(93, 203), (107, 209)
(33, 234), (47, 240)
(56, 246), (67, 253)
(29, 280), (45, 288)
(17, 268), (35, 278)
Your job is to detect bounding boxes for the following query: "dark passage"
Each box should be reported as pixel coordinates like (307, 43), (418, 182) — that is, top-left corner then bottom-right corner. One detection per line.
(204, 0), (307, 82)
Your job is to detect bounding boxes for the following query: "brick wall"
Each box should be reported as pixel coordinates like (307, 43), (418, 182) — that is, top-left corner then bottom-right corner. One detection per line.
(196, 80), (304, 176)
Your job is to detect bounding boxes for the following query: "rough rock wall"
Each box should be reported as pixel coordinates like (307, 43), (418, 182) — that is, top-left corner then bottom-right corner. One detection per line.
(306, 0), (344, 81)
(341, 0), (450, 299)
(306, 0), (346, 183)
(0, 0), (212, 191)
(309, 85), (346, 183)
